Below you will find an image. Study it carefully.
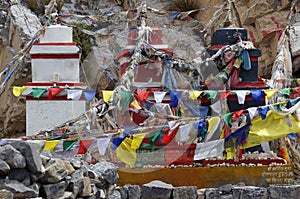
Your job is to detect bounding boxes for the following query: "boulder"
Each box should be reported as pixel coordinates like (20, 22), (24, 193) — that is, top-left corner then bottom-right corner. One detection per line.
(26, 140), (45, 154)
(0, 179), (38, 198)
(232, 186), (268, 199)
(204, 188), (221, 199)
(197, 189), (205, 199)
(89, 162), (119, 186)
(172, 186), (198, 199)
(79, 177), (92, 197)
(109, 190), (122, 199)
(10, 141), (44, 179)
(0, 159), (10, 175)
(219, 184), (233, 194)
(7, 168), (30, 186)
(57, 191), (74, 199)
(124, 184), (141, 199)
(115, 186), (127, 199)
(66, 170), (84, 197)
(268, 185), (300, 199)
(40, 158), (68, 183)
(0, 189), (13, 199)
(63, 160), (75, 175)
(41, 181), (66, 199)
(141, 180), (173, 199)
(0, 144), (26, 169)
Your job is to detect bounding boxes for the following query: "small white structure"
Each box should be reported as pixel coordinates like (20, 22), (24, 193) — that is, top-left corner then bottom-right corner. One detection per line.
(26, 25), (86, 136)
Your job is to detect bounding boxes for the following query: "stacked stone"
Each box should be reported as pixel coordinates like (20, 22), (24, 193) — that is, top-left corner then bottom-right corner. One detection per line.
(0, 140), (119, 199)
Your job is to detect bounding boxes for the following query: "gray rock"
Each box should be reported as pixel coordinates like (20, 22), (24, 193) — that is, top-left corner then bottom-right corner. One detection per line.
(0, 144), (26, 169)
(70, 159), (81, 169)
(172, 186), (198, 199)
(0, 179), (39, 198)
(0, 159), (10, 175)
(40, 158), (68, 183)
(10, 141), (44, 179)
(232, 186), (268, 199)
(26, 140), (45, 154)
(221, 194), (233, 199)
(40, 154), (51, 166)
(197, 189), (205, 199)
(124, 184), (141, 199)
(41, 181), (66, 199)
(109, 190), (121, 199)
(66, 170), (84, 197)
(205, 188), (221, 199)
(7, 168), (30, 186)
(0, 189), (13, 199)
(89, 162), (119, 185)
(141, 180), (173, 199)
(269, 185), (300, 199)
(79, 177), (92, 197)
(219, 184), (233, 194)
(57, 191), (74, 199)
(116, 186), (127, 199)
(63, 160), (75, 175)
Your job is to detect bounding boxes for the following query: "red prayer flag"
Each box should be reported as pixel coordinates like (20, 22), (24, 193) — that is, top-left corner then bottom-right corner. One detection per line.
(48, 88), (64, 99)
(232, 110), (244, 122)
(77, 139), (94, 154)
(219, 91), (231, 101)
(137, 91), (150, 102)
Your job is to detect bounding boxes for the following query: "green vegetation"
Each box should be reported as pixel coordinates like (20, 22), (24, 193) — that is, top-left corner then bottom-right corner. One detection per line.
(72, 24), (93, 61)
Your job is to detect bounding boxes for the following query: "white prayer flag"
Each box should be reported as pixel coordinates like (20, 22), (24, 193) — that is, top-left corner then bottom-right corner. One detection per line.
(236, 91), (248, 105)
(67, 90), (82, 101)
(179, 123), (193, 142)
(97, 134), (112, 156)
(194, 139), (225, 160)
(154, 91), (167, 103)
(247, 107), (258, 119)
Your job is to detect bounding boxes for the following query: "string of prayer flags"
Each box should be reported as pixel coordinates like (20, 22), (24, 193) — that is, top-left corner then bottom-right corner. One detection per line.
(84, 90), (97, 102)
(189, 90), (202, 100)
(137, 91), (150, 102)
(97, 134), (112, 156)
(63, 140), (78, 151)
(225, 123), (251, 147)
(44, 140), (60, 152)
(102, 90), (114, 103)
(222, 112), (233, 127)
(204, 90), (218, 100)
(13, 86), (28, 97)
(194, 139), (225, 160)
(236, 91), (247, 104)
(263, 89), (277, 99)
(130, 99), (142, 110)
(258, 106), (269, 120)
(219, 90), (231, 101)
(48, 88), (64, 99)
(67, 90), (82, 101)
(247, 107), (258, 119)
(120, 90), (133, 115)
(32, 88), (47, 99)
(77, 139), (94, 154)
(281, 88), (291, 99)
(251, 90), (263, 102)
(170, 90), (182, 108)
(154, 91), (167, 103)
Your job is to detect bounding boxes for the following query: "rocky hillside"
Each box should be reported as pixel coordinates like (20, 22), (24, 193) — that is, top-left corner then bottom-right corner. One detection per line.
(0, 0), (298, 136)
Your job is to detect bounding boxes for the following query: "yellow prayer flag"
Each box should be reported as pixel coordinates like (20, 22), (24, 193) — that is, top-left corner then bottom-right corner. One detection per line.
(13, 86), (28, 97)
(189, 91), (203, 100)
(207, 117), (220, 133)
(43, 140), (60, 152)
(263, 89), (277, 99)
(116, 133), (147, 166)
(102, 90), (114, 103)
(116, 137), (136, 166)
(130, 99), (142, 110)
(132, 133), (147, 150)
(244, 111), (300, 148)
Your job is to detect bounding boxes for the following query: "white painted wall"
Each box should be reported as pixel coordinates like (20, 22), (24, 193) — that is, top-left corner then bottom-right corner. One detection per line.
(31, 58), (80, 82)
(39, 25), (73, 43)
(26, 100), (86, 136)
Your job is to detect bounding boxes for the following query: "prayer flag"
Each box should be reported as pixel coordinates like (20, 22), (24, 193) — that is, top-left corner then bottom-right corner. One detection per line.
(235, 91), (247, 105)
(137, 91), (150, 102)
(32, 88), (47, 99)
(44, 140), (60, 152)
(48, 88), (64, 99)
(154, 91), (167, 103)
(67, 90), (82, 101)
(205, 90), (218, 100)
(13, 86), (28, 97)
(194, 139), (225, 160)
(97, 134), (112, 156)
(263, 89), (276, 99)
(251, 90), (263, 102)
(84, 90), (97, 102)
(189, 91), (202, 100)
(63, 140), (78, 151)
(77, 139), (95, 154)
(102, 90), (114, 103)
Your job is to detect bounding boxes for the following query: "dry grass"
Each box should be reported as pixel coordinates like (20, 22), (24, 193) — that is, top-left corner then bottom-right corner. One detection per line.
(168, 0), (201, 12)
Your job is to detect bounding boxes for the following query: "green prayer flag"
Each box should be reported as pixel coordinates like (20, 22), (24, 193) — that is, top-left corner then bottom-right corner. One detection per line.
(281, 88), (291, 99)
(274, 103), (283, 111)
(63, 140), (78, 151)
(222, 112), (233, 127)
(120, 90), (133, 115)
(32, 88), (47, 99)
(205, 90), (218, 100)
(141, 130), (162, 148)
